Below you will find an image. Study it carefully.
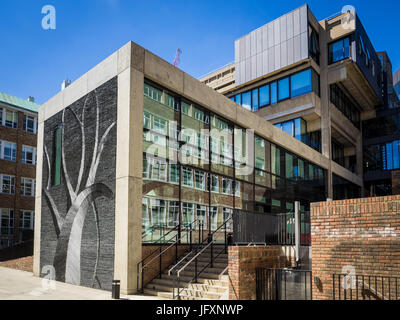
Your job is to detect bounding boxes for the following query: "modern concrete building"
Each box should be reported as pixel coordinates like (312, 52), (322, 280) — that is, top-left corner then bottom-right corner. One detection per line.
(204, 5), (400, 198)
(0, 93), (39, 249)
(34, 40), (336, 296)
(33, 4), (399, 299)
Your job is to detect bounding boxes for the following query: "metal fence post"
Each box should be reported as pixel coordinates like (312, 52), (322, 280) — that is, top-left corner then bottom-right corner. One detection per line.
(294, 201), (301, 268)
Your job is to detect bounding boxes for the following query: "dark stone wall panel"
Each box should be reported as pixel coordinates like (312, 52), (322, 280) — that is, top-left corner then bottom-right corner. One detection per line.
(40, 77), (117, 291)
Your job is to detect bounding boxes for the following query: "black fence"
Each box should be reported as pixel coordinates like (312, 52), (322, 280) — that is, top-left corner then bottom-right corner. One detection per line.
(333, 274), (400, 300)
(256, 268), (312, 300)
(233, 210), (311, 246)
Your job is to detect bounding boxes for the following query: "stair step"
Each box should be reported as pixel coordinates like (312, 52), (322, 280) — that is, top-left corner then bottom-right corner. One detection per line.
(149, 279), (228, 293)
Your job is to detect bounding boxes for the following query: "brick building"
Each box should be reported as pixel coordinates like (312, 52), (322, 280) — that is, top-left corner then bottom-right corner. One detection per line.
(0, 93), (39, 249)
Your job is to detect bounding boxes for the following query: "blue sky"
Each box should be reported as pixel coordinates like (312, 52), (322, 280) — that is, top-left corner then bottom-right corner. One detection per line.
(0, 0), (399, 104)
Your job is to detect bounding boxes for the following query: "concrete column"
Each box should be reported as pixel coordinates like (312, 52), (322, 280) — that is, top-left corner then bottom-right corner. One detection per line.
(319, 21), (333, 199)
(33, 121), (44, 277)
(114, 66), (144, 294)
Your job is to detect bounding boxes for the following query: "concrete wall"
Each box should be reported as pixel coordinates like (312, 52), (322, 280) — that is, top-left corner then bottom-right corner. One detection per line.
(235, 5), (309, 86)
(311, 196), (400, 300)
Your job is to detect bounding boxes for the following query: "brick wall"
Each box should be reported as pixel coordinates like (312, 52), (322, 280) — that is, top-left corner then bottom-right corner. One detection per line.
(311, 196), (400, 300)
(228, 246), (293, 300)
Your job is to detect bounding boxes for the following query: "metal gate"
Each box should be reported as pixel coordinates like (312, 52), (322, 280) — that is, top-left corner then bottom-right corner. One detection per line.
(256, 268), (312, 300)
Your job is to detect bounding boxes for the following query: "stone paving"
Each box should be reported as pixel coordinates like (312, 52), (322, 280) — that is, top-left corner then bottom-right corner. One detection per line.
(0, 266), (165, 300)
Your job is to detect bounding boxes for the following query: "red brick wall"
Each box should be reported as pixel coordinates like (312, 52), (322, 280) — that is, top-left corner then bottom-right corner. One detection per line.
(311, 196), (400, 300)
(228, 246), (293, 300)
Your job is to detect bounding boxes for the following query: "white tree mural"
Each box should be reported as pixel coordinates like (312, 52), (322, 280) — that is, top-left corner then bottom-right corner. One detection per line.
(43, 90), (116, 287)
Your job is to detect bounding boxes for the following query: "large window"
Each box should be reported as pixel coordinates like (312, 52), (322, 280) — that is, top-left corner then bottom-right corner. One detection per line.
(22, 145), (37, 165)
(20, 211), (34, 230)
(1, 175), (15, 195)
(0, 140), (17, 162)
(230, 69), (319, 111)
(309, 25), (320, 65)
(0, 108), (18, 129)
(329, 37), (350, 64)
(21, 178), (35, 197)
(0, 209), (14, 236)
(330, 84), (360, 129)
(365, 140), (400, 172)
(23, 115), (38, 134)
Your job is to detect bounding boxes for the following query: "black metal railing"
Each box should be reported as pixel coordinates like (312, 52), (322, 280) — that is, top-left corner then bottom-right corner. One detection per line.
(332, 274), (400, 300)
(256, 268), (312, 300)
(233, 210), (311, 246)
(137, 219), (204, 293)
(168, 216), (232, 300)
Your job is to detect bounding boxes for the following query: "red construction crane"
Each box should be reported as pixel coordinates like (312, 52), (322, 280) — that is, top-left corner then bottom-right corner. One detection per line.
(173, 48), (182, 67)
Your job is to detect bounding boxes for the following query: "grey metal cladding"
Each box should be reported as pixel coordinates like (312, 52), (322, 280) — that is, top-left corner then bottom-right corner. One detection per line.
(234, 4), (309, 85)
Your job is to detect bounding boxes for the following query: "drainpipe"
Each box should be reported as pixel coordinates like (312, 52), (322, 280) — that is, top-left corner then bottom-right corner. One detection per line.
(294, 201), (301, 269)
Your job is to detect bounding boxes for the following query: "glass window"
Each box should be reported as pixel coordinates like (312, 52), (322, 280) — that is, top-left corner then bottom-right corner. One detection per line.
(23, 115), (37, 134)
(1, 175), (15, 195)
(167, 201), (179, 228)
(0, 209), (14, 236)
(241, 91), (251, 111)
(329, 37), (350, 64)
(282, 121), (293, 136)
(22, 146), (37, 165)
(222, 178), (231, 195)
(151, 160), (167, 181)
(210, 206), (218, 230)
(194, 170), (205, 190)
(278, 78), (290, 101)
(21, 177), (35, 197)
(4, 110), (18, 129)
(211, 175), (219, 193)
(53, 126), (62, 186)
(259, 84), (270, 107)
(252, 89), (259, 111)
(20, 211), (34, 230)
(169, 164), (180, 184)
(182, 202), (194, 226)
(234, 94), (241, 105)
(196, 205), (207, 228)
(150, 199), (166, 228)
(291, 70), (312, 98)
(2, 141), (17, 162)
(271, 82), (277, 104)
(183, 167), (193, 187)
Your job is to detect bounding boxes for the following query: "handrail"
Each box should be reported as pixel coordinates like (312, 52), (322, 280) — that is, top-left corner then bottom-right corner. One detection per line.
(168, 216), (231, 276)
(142, 224), (180, 243)
(170, 216), (232, 299)
(176, 241), (214, 277)
(141, 219), (200, 270)
(137, 218), (204, 293)
(139, 219), (199, 267)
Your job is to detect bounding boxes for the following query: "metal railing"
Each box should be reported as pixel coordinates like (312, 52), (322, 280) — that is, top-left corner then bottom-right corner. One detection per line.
(256, 268), (312, 300)
(232, 210), (311, 246)
(333, 274), (400, 300)
(137, 218), (204, 293)
(168, 216), (232, 300)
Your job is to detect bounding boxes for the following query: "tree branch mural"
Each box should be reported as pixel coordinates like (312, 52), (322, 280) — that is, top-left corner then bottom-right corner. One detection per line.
(43, 88), (116, 287)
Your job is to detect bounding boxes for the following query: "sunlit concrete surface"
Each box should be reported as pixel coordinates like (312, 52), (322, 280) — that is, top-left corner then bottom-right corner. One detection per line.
(0, 267), (166, 300)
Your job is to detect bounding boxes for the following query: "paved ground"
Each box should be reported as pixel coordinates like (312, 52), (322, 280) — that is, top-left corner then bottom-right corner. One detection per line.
(0, 267), (165, 300)
(0, 256), (33, 272)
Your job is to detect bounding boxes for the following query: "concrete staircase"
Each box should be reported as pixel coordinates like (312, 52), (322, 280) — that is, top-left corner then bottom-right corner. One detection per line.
(143, 245), (229, 300)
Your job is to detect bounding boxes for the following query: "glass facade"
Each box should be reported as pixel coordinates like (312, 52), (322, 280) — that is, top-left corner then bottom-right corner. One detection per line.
(143, 81), (327, 242)
(274, 118), (321, 152)
(332, 174), (361, 200)
(363, 112), (400, 139)
(364, 140), (400, 172)
(328, 37), (350, 64)
(230, 69), (320, 111)
(330, 84), (361, 129)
